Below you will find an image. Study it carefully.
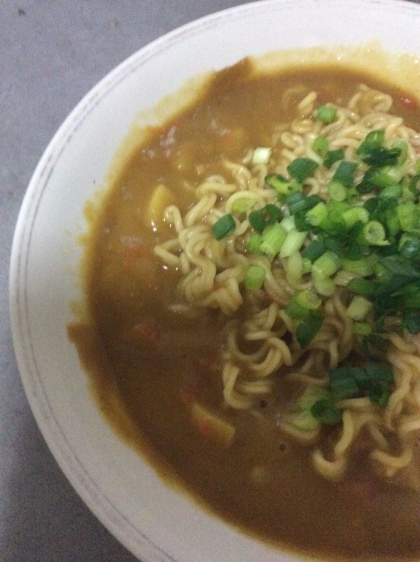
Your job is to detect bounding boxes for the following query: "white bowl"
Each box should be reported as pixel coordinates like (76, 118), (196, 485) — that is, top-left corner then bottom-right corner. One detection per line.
(9, 1), (420, 561)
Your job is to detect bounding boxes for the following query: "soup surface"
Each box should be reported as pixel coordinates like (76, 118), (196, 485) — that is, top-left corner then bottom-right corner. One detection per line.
(71, 60), (420, 560)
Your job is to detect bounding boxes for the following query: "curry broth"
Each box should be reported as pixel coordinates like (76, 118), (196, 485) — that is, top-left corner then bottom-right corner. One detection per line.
(71, 63), (420, 560)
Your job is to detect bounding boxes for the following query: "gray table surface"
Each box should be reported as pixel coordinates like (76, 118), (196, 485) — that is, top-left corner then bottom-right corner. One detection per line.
(2, 1), (420, 561)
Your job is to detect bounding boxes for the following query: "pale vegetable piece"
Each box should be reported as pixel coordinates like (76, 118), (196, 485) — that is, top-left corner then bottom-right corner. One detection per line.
(146, 183), (173, 228)
(251, 147), (272, 165)
(191, 403), (235, 448)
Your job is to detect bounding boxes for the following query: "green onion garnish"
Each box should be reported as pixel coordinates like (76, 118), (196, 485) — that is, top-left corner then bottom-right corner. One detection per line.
(249, 203), (282, 233)
(212, 214), (236, 240)
(323, 148), (345, 169)
(356, 130), (385, 156)
(312, 251), (341, 279)
(332, 160), (358, 187)
(287, 157), (319, 183)
(296, 312), (324, 348)
(265, 173), (302, 195)
(313, 136), (329, 158)
(311, 398), (342, 425)
(244, 265), (266, 290)
(316, 105), (337, 124)
(259, 223), (287, 256)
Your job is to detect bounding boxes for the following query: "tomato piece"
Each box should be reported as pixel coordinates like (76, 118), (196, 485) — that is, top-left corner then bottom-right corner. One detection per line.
(399, 95), (418, 110)
(122, 322), (161, 349)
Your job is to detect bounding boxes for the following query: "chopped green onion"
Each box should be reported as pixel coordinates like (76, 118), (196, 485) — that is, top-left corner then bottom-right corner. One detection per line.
(399, 233), (420, 260)
(328, 180), (347, 202)
(346, 277), (379, 297)
(260, 223), (287, 255)
(287, 157), (319, 183)
(312, 251), (341, 279)
(279, 230), (307, 258)
(311, 398), (342, 425)
(286, 299), (311, 320)
(286, 193), (324, 216)
(409, 173), (420, 195)
(285, 386), (331, 431)
(359, 220), (388, 246)
(392, 139), (408, 166)
(231, 196), (257, 214)
(212, 214), (236, 240)
(279, 215), (296, 232)
(328, 363), (394, 406)
(265, 173), (302, 195)
(369, 166), (404, 188)
(342, 206), (369, 227)
(313, 275), (335, 296)
(332, 160), (358, 187)
(252, 147), (272, 165)
(302, 257), (312, 274)
(369, 385), (391, 407)
(302, 239), (327, 262)
(379, 184), (402, 199)
(294, 289), (322, 311)
(247, 233), (263, 254)
(397, 201), (420, 231)
(342, 256), (376, 277)
(352, 322), (372, 336)
(356, 130), (385, 157)
(296, 312), (324, 348)
(316, 105), (337, 124)
(249, 203), (282, 233)
(313, 136), (329, 158)
(323, 148), (345, 169)
(244, 265), (266, 290)
(285, 191), (306, 214)
(360, 147), (402, 167)
(306, 201), (329, 226)
(347, 295), (373, 321)
(286, 252), (304, 285)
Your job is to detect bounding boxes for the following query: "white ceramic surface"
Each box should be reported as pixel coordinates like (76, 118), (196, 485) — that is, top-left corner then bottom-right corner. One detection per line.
(9, 1), (420, 561)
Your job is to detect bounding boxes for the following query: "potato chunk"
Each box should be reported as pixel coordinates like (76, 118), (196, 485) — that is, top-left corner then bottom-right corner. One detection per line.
(146, 183), (173, 228)
(191, 403), (235, 449)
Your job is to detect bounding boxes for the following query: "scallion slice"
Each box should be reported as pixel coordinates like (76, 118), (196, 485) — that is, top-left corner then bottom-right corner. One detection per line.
(313, 136), (329, 158)
(346, 295), (373, 321)
(244, 265), (266, 290)
(265, 173), (302, 195)
(296, 312), (324, 348)
(332, 160), (358, 188)
(302, 239), (327, 262)
(249, 203), (282, 233)
(212, 214), (236, 240)
(316, 105), (337, 124)
(328, 181), (347, 202)
(360, 220), (388, 246)
(356, 130), (385, 157)
(312, 251), (341, 279)
(279, 230), (307, 258)
(311, 399), (342, 425)
(323, 148), (345, 169)
(287, 157), (319, 183)
(260, 223), (287, 256)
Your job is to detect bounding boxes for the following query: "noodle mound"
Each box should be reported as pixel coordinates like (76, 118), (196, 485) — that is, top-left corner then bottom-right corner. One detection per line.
(154, 84), (420, 482)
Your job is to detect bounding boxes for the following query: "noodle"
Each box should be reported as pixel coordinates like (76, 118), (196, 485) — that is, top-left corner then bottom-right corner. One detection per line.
(154, 83), (420, 484)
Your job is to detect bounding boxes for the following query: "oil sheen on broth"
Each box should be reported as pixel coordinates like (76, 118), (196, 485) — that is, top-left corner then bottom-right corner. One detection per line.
(70, 61), (420, 560)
